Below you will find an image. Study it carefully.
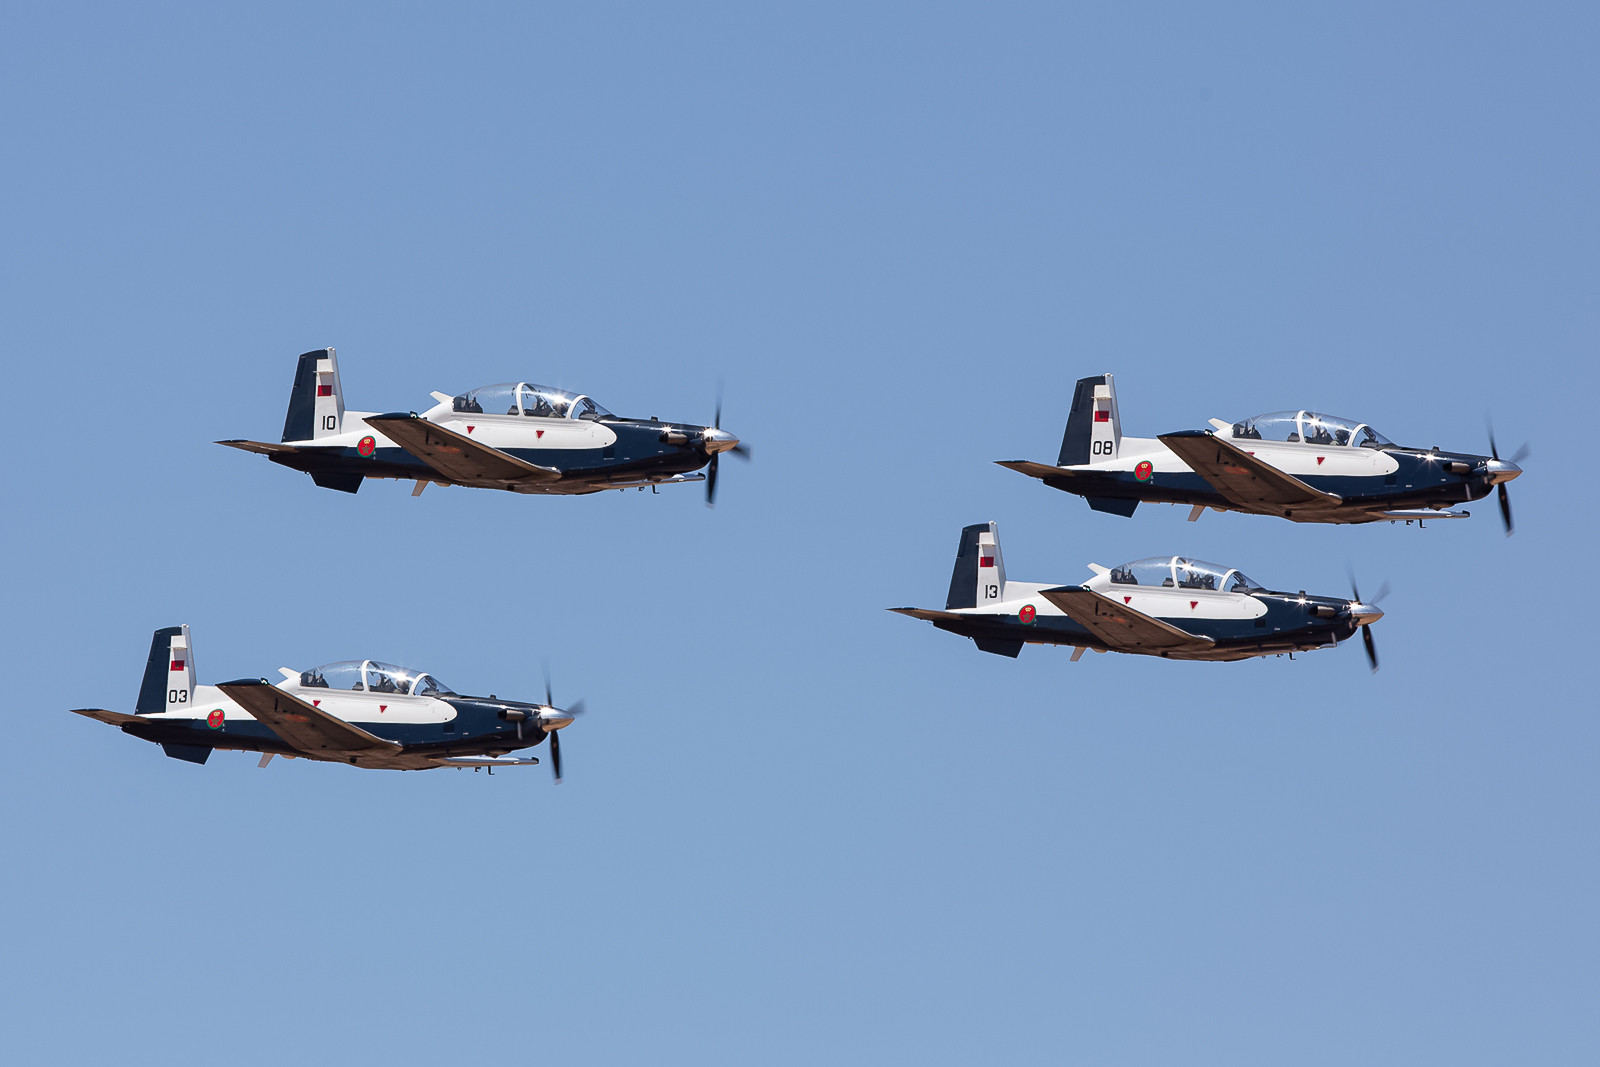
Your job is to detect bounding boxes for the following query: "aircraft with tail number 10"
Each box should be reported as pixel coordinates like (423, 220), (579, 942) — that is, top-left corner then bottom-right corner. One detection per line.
(221, 348), (750, 504)
(892, 523), (1388, 668)
(70, 626), (583, 779)
(998, 373), (1527, 532)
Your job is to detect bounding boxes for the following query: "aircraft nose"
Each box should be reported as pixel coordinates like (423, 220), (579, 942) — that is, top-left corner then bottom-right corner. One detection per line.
(540, 709), (575, 732)
(702, 427), (741, 454)
(1485, 458), (1522, 485)
(1348, 603), (1384, 627)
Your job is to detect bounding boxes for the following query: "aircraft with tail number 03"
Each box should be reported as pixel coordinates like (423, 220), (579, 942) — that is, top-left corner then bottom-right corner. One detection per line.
(998, 373), (1527, 532)
(70, 626), (583, 779)
(221, 348), (749, 504)
(891, 523), (1388, 667)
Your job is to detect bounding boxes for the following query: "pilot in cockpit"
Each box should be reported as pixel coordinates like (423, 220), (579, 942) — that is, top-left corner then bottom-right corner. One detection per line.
(1110, 566), (1136, 584)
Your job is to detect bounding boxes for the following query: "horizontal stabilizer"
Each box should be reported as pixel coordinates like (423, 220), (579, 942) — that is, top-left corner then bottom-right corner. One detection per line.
(217, 439), (302, 456)
(70, 707), (147, 727)
(996, 459), (1084, 480)
(364, 415), (561, 486)
(887, 607), (970, 623)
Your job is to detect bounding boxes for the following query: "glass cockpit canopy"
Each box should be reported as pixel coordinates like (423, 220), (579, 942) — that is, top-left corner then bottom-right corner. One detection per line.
(1106, 556), (1262, 593)
(298, 660), (455, 697)
(451, 382), (613, 421)
(1230, 410), (1393, 448)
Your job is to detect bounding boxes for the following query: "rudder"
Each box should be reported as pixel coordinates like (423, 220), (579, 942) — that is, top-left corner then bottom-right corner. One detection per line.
(281, 348), (346, 443)
(1057, 373), (1121, 465)
(136, 625), (195, 715)
(944, 522), (1007, 610)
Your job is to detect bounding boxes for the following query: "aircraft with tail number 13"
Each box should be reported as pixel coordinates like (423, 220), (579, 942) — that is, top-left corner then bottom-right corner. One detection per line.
(892, 522), (1388, 668)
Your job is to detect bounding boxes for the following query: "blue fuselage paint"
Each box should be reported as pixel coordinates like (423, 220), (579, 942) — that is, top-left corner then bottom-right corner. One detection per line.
(272, 419), (714, 494)
(116, 695), (550, 766)
(1046, 445), (1498, 521)
(934, 591), (1358, 662)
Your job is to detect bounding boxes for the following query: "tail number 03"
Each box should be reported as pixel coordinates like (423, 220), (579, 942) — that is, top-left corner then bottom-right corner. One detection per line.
(169, 688), (188, 704)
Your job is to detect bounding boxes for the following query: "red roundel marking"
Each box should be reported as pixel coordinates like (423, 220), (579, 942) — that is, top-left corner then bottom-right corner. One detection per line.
(206, 709), (225, 729)
(357, 435), (377, 458)
(1019, 604), (1037, 624)
(1135, 461), (1153, 482)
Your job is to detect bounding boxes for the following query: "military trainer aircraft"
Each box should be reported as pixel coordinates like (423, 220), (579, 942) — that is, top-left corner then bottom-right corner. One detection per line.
(221, 348), (749, 504)
(891, 522), (1388, 667)
(70, 626), (583, 779)
(998, 373), (1527, 532)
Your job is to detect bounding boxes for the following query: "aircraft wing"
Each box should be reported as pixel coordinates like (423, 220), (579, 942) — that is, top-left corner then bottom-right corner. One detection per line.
(363, 414), (561, 485)
(1157, 430), (1341, 512)
(1038, 586), (1213, 653)
(216, 680), (402, 757)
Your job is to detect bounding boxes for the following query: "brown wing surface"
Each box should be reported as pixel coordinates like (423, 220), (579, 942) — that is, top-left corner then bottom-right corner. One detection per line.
(1039, 586), (1213, 653)
(1158, 431), (1340, 513)
(364, 415), (561, 485)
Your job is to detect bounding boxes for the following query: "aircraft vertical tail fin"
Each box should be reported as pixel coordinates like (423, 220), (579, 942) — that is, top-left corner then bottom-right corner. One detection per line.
(281, 347), (345, 443)
(945, 522), (1007, 610)
(1058, 373), (1121, 465)
(136, 625), (195, 715)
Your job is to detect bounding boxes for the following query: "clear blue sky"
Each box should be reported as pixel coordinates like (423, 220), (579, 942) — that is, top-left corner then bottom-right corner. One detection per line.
(3, 3), (1596, 1063)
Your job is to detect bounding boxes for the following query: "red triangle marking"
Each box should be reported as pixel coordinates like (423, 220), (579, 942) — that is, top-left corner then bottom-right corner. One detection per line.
(1124, 596), (1132, 604)
(1190, 601), (1198, 609)
(312, 700), (320, 707)
(466, 425), (475, 433)
(379, 705), (387, 713)
(536, 429), (544, 439)
(1316, 456), (1325, 465)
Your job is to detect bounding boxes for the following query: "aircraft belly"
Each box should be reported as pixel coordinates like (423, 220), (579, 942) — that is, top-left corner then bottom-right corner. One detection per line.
(933, 612), (1102, 649)
(1054, 469), (1232, 507)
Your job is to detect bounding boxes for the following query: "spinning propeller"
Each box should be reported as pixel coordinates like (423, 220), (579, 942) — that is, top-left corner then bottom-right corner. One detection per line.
(1485, 424), (1530, 537)
(539, 666), (584, 784)
(703, 388), (750, 507)
(1346, 572), (1390, 673)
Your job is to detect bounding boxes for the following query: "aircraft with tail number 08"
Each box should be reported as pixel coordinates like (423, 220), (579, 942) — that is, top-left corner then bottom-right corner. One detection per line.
(999, 373), (1526, 532)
